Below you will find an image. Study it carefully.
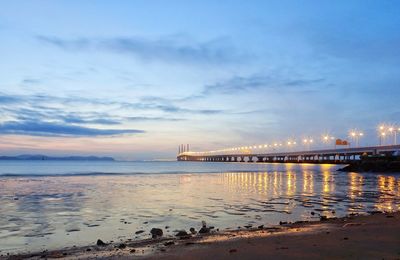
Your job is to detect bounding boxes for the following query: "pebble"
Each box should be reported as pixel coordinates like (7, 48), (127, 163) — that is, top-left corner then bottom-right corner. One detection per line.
(199, 227), (210, 234)
(150, 228), (163, 238)
(96, 239), (107, 246)
(164, 241), (175, 246)
(135, 230), (145, 235)
(320, 216), (328, 221)
(117, 244), (126, 249)
(175, 230), (189, 237)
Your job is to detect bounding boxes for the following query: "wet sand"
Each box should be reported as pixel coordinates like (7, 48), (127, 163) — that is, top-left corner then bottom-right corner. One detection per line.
(4, 211), (400, 259)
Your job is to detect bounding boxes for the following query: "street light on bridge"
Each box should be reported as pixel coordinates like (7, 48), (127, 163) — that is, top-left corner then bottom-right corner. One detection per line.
(388, 126), (399, 145)
(377, 124), (399, 145)
(349, 130), (363, 147)
(322, 134), (335, 148)
(380, 132), (386, 146)
(303, 138), (313, 151)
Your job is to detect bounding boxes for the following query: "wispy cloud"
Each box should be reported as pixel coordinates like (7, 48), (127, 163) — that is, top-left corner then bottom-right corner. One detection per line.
(21, 78), (42, 85)
(0, 120), (144, 137)
(126, 116), (184, 122)
(36, 35), (243, 65)
(200, 75), (325, 96)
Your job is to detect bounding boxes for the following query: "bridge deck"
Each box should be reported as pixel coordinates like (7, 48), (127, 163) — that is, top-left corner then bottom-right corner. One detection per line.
(177, 144), (400, 163)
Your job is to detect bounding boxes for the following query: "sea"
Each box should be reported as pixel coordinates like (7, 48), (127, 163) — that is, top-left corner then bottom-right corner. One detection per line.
(0, 160), (399, 253)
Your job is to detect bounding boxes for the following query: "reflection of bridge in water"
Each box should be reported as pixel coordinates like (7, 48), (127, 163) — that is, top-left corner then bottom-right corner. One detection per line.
(177, 145), (400, 164)
(218, 170), (400, 214)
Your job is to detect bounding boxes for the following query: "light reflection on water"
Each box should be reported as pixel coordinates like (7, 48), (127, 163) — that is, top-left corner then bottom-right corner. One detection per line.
(0, 162), (399, 253)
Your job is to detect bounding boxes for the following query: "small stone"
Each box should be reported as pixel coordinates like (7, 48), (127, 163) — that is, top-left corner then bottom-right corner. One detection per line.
(96, 239), (107, 246)
(198, 227), (210, 234)
(13, 197), (19, 200)
(164, 241), (175, 246)
(150, 228), (163, 238)
(165, 226), (170, 229)
(258, 225), (264, 229)
(279, 221), (288, 225)
(244, 225), (252, 229)
(175, 230), (188, 237)
(320, 216), (328, 221)
(343, 237), (349, 240)
(86, 248), (91, 252)
(189, 227), (196, 234)
(135, 230), (145, 235)
(311, 211), (315, 215)
(130, 249), (136, 253)
(118, 243), (126, 249)
(229, 249), (237, 253)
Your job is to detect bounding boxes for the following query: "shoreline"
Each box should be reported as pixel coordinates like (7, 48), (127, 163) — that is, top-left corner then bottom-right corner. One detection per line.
(3, 211), (400, 259)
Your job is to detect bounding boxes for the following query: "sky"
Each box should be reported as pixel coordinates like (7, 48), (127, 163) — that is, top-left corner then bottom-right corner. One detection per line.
(0, 0), (399, 160)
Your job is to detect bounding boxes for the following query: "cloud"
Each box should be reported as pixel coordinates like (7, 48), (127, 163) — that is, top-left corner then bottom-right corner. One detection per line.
(0, 120), (144, 137)
(120, 97), (224, 115)
(126, 116), (184, 122)
(284, 78), (325, 86)
(0, 95), (21, 104)
(201, 75), (325, 95)
(37, 35), (242, 65)
(61, 116), (121, 125)
(21, 78), (42, 85)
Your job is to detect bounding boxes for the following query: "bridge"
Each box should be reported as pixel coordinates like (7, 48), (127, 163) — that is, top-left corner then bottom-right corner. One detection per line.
(177, 144), (400, 164)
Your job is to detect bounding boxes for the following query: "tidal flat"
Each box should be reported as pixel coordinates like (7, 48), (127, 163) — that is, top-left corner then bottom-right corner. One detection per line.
(0, 161), (399, 257)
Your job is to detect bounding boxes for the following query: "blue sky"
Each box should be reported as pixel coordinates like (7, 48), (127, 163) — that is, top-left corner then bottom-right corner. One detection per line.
(0, 0), (399, 160)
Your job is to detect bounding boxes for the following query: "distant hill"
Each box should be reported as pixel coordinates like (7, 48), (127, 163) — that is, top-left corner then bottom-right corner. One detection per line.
(0, 154), (115, 161)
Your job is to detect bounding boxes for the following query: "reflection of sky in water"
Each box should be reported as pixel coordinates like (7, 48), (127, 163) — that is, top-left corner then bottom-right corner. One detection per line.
(0, 162), (400, 253)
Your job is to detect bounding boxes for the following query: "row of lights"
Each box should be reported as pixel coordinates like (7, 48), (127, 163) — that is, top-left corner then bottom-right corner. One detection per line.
(379, 125), (400, 145)
(182, 123), (399, 155)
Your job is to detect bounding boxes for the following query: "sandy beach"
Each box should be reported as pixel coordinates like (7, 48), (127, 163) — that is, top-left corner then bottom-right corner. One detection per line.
(3, 211), (399, 259)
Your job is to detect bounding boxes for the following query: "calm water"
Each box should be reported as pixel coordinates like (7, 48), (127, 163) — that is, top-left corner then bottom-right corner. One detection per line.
(1, 161), (400, 253)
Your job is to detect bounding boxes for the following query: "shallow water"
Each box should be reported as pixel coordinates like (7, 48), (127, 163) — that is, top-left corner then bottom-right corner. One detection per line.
(0, 161), (400, 253)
